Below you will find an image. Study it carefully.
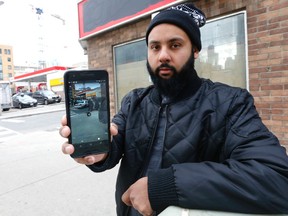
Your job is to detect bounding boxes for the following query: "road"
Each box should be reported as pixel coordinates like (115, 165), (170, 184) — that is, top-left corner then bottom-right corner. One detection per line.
(0, 110), (64, 133)
(0, 104), (118, 216)
(0, 105), (65, 143)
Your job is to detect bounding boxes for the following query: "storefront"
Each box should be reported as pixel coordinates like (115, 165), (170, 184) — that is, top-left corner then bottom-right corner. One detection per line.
(11, 66), (68, 94)
(77, 0), (288, 147)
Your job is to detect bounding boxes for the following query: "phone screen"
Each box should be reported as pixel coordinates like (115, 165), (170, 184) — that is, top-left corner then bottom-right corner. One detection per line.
(64, 70), (110, 158)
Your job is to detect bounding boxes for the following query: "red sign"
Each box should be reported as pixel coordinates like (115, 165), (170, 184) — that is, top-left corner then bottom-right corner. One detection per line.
(78, 0), (185, 40)
(13, 66), (67, 82)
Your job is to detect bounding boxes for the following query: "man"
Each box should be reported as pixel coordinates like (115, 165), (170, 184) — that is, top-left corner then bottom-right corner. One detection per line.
(60, 3), (288, 216)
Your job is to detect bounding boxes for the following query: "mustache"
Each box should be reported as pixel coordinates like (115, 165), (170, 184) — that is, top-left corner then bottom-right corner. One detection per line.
(156, 63), (176, 73)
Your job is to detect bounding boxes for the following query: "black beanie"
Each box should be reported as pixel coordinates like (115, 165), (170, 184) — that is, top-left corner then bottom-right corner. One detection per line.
(146, 3), (206, 51)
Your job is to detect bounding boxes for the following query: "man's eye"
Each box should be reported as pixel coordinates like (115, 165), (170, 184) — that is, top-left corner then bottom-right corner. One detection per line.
(151, 45), (160, 50)
(172, 43), (181, 49)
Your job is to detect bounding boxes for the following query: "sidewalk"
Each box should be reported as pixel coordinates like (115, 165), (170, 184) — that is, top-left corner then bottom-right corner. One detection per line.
(0, 102), (66, 120)
(0, 101), (118, 216)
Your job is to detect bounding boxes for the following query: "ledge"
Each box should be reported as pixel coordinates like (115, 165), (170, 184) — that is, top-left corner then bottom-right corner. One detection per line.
(159, 206), (288, 216)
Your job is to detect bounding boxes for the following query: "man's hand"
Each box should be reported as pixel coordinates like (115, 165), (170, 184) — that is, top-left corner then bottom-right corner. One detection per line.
(122, 177), (154, 216)
(59, 115), (118, 165)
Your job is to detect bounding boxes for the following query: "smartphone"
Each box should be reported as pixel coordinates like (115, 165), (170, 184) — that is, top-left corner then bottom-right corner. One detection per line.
(64, 70), (110, 158)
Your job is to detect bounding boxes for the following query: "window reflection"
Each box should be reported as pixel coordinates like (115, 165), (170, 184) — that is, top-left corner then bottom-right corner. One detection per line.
(113, 12), (248, 111)
(114, 40), (149, 109)
(195, 12), (247, 88)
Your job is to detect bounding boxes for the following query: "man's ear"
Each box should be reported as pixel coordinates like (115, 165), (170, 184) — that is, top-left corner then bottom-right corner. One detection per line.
(194, 49), (199, 59)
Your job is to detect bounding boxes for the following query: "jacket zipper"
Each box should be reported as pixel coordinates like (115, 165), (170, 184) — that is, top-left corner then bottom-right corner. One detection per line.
(125, 106), (162, 216)
(138, 105), (162, 178)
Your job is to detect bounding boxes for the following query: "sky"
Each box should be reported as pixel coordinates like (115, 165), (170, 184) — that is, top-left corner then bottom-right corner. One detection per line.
(0, 0), (87, 67)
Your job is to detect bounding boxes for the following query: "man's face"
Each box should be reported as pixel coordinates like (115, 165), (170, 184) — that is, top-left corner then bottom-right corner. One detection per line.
(147, 23), (198, 78)
(147, 23), (199, 97)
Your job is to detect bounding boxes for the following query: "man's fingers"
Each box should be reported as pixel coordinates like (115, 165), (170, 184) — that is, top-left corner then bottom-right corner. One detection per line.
(59, 125), (70, 138)
(61, 114), (67, 126)
(110, 123), (118, 136)
(75, 154), (108, 165)
(121, 190), (132, 206)
(62, 143), (74, 155)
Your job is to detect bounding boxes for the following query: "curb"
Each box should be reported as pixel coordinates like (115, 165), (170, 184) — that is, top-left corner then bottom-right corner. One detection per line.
(0, 105), (65, 120)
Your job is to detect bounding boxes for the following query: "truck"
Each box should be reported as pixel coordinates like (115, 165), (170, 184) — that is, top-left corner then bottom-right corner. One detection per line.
(0, 81), (12, 112)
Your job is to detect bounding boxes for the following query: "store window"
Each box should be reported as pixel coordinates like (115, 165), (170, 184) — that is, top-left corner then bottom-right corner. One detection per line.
(195, 12), (248, 88)
(113, 39), (149, 109)
(113, 12), (247, 109)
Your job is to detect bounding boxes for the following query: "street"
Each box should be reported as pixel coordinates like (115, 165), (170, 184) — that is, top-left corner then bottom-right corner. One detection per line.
(0, 110), (64, 133)
(0, 103), (118, 216)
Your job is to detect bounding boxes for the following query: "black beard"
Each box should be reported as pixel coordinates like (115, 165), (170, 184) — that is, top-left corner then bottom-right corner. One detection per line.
(147, 54), (196, 98)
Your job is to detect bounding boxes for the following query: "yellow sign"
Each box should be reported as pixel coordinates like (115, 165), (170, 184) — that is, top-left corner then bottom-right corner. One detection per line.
(86, 90), (96, 98)
(50, 78), (64, 86)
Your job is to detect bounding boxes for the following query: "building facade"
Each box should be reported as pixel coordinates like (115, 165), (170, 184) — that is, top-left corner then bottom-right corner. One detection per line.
(78, 0), (288, 149)
(0, 44), (14, 81)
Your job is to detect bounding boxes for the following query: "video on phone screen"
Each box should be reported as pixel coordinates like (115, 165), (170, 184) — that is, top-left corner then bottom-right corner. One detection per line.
(68, 79), (108, 145)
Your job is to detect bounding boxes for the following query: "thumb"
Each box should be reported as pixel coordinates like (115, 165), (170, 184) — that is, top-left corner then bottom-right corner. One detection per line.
(110, 123), (118, 136)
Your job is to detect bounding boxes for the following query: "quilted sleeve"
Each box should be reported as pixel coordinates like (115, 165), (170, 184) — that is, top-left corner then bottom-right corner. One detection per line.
(149, 88), (288, 214)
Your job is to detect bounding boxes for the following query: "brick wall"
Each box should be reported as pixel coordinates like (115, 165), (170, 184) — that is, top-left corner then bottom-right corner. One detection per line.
(196, 0), (288, 149)
(86, 0), (288, 150)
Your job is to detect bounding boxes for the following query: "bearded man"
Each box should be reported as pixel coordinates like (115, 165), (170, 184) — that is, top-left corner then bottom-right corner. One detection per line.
(60, 3), (288, 216)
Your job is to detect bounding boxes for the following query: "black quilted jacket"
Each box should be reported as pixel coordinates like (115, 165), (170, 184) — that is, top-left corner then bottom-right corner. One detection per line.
(88, 78), (288, 215)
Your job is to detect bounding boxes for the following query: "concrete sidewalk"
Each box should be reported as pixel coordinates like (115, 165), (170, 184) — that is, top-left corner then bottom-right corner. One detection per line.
(0, 102), (118, 216)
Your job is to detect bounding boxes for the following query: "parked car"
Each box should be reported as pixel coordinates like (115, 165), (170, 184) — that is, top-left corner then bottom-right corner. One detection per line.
(32, 90), (62, 105)
(12, 93), (38, 109)
(74, 99), (88, 109)
(23, 91), (33, 97)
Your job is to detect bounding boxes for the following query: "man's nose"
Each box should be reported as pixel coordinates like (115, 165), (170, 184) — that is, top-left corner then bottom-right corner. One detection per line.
(159, 48), (171, 63)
